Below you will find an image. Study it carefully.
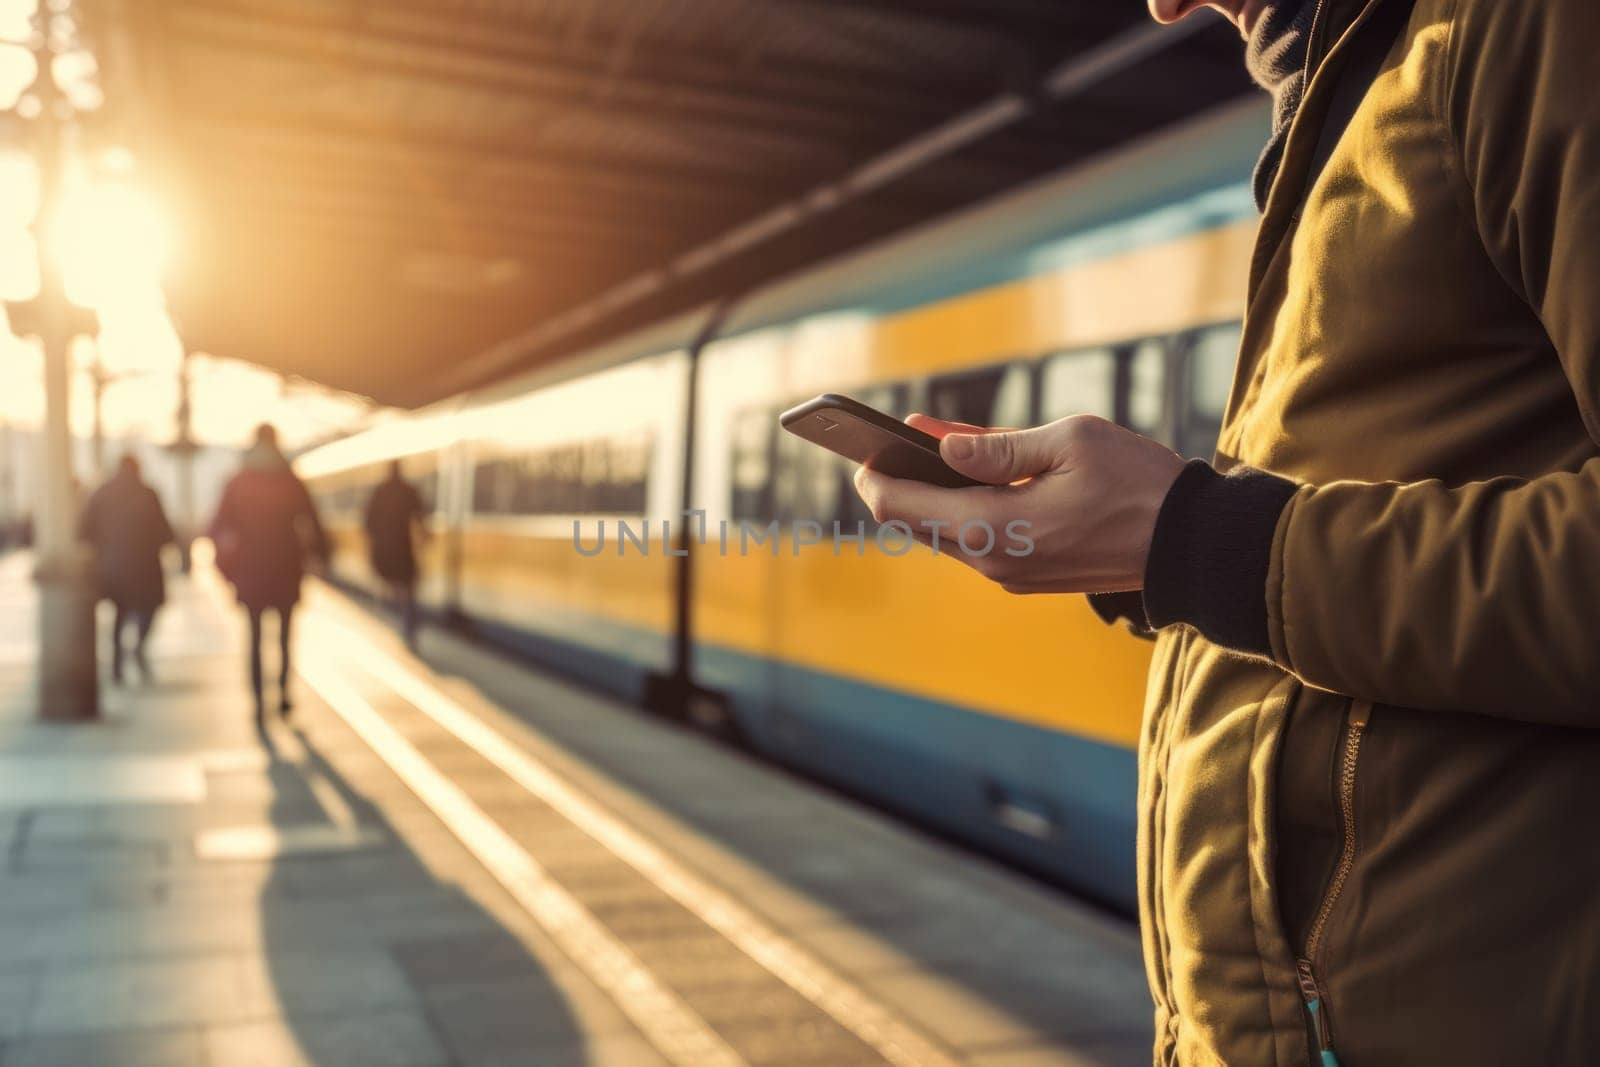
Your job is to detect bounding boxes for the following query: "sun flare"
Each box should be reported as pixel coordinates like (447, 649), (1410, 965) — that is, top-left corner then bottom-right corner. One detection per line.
(51, 177), (170, 311)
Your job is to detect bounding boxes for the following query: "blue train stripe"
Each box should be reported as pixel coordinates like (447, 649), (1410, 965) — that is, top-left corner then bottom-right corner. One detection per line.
(694, 642), (1138, 912)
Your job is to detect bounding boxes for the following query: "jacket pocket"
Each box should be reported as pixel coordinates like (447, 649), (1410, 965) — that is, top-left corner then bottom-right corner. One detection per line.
(1293, 699), (1373, 1067)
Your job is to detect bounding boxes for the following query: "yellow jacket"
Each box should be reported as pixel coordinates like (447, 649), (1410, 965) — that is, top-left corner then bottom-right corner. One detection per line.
(1140, 0), (1600, 1062)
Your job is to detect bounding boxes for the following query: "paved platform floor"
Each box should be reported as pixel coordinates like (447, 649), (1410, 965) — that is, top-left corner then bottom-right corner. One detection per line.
(0, 552), (1152, 1066)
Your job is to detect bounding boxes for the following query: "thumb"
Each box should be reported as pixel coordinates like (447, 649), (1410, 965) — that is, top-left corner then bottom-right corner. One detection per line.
(940, 425), (1057, 484)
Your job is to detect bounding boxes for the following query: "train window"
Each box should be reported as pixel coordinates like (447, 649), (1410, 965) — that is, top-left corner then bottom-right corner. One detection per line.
(770, 424), (806, 523)
(839, 383), (899, 527)
(872, 382), (910, 420)
(849, 383), (898, 422)
(603, 435), (649, 514)
(804, 447), (843, 524)
(730, 411), (772, 521)
(926, 363), (1031, 429)
(1124, 339), (1168, 441)
(1039, 348), (1116, 422)
(764, 383), (906, 528)
(1180, 323), (1242, 458)
(772, 416), (848, 524)
(414, 468), (440, 513)
(471, 435), (650, 516)
(472, 458), (510, 514)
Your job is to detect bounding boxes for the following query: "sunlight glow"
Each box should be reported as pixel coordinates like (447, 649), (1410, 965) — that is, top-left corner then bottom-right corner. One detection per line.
(94, 298), (183, 376)
(0, 148), (40, 300)
(50, 47), (100, 111)
(0, 0), (34, 45)
(0, 147), (38, 227)
(187, 356), (382, 451)
(0, 43), (34, 109)
(53, 177), (170, 311)
(0, 3), (388, 459)
(0, 323), (44, 424)
(92, 372), (179, 440)
(187, 358), (282, 446)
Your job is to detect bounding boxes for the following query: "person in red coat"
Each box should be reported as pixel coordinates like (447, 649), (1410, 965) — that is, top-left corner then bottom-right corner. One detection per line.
(210, 424), (328, 724)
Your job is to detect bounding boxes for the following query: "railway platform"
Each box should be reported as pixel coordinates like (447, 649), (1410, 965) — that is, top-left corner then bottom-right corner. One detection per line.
(0, 551), (1152, 1067)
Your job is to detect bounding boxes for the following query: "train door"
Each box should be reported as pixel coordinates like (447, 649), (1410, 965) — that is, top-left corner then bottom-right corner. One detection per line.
(754, 378), (909, 765)
(437, 438), (471, 618)
(684, 399), (786, 740)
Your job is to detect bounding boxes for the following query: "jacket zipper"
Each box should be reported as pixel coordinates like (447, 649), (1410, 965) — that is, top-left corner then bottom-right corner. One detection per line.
(1284, 0), (1330, 229)
(1302, 0), (1330, 88)
(1295, 700), (1370, 1067)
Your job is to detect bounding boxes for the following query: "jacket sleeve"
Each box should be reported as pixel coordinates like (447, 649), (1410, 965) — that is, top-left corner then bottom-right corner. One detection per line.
(1265, 0), (1600, 723)
(1145, 0), (1600, 724)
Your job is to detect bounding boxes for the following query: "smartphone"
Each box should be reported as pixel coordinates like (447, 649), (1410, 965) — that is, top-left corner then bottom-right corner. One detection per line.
(778, 394), (983, 488)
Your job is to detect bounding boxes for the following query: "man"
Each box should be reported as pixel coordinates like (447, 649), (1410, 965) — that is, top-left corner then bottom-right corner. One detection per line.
(362, 460), (427, 646)
(211, 424), (328, 724)
(855, 0), (1600, 1063)
(79, 454), (175, 684)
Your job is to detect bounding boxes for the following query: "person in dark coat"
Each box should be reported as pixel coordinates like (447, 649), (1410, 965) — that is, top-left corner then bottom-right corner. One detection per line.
(78, 454), (175, 684)
(209, 424), (327, 724)
(362, 460), (427, 646)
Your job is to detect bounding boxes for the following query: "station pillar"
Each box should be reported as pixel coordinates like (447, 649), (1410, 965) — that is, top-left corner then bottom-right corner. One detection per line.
(171, 351), (197, 573)
(29, 25), (98, 722)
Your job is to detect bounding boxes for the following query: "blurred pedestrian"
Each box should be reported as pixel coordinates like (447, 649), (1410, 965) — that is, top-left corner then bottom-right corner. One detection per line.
(363, 459), (427, 646)
(78, 454), (174, 684)
(210, 424), (327, 725)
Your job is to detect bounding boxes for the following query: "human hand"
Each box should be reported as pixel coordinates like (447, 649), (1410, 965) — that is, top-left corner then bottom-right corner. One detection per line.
(852, 413), (1186, 594)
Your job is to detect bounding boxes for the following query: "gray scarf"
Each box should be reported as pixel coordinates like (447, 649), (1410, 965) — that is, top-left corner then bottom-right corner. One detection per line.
(1245, 0), (1318, 209)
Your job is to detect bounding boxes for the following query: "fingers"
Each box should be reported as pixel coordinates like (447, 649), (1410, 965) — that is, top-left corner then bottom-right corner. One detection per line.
(853, 466), (1002, 534)
(940, 423), (1061, 485)
(936, 414), (1120, 485)
(905, 413), (993, 438)
(899, 413), (1045, 485)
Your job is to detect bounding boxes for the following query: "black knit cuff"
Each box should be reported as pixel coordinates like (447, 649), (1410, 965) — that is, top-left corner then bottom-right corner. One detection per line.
(1142, 460), (1297, 657)
(1087, 590), (1153, 636)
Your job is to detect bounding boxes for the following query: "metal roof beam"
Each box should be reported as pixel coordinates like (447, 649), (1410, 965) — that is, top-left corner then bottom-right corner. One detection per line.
(195, 187), (685, 255)
(177, 133), (778, 214)
(433, 16), (1214, 395)
(182, 217), (647, 287)
(191, 161), (716, 240)
(154, 0), (981, 128)
(379, 0), (991, 113)
(163, 11), (910, 159)
(773, 0), (1134, 43)
(175, 113), (801, 202)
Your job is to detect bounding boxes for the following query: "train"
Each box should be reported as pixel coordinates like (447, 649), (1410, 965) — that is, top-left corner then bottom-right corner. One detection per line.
(297, 98), (1268, 911)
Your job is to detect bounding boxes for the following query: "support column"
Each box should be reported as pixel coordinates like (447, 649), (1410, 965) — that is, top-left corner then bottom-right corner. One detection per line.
(172, 351), (196, 572)
(89, 356), (107, 477)
(30, 23), (98, 721)
(644, 294), (739, 726)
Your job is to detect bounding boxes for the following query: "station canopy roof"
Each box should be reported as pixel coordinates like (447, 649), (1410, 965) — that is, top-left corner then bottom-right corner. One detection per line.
(78, 0), (1253, 408)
